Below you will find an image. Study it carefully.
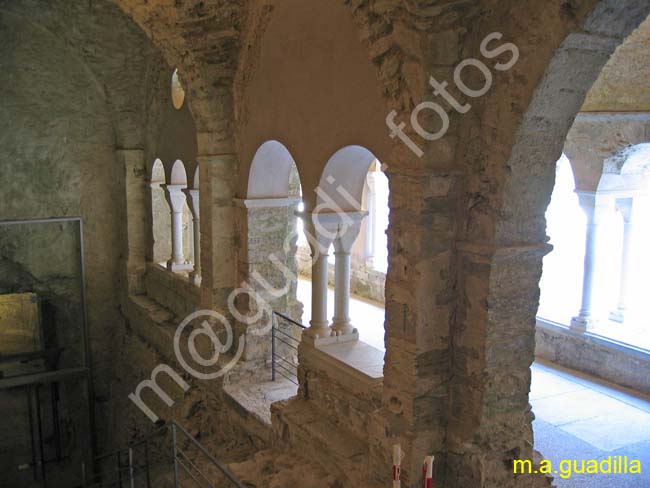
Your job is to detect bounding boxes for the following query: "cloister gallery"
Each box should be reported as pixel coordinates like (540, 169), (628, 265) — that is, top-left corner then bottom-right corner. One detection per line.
(1, 1), (649, 487)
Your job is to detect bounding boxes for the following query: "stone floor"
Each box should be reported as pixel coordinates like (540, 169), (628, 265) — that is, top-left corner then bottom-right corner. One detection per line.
(297, 278), (386, 350)
(531, 360), (650, 487)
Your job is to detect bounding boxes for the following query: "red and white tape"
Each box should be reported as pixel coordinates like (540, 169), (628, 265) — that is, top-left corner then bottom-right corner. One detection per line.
(392, 445), (402, 488)
(422, 455), (434, 488)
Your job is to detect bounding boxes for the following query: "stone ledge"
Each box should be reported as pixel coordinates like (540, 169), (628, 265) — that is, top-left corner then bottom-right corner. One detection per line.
(301, 340), (384, 393)
(536, 317), (650, 393)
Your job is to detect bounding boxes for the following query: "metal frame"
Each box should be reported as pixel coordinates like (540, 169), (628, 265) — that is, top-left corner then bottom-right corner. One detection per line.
(171, 421), (245, 488)
(0, 217), (97, 480)
(271, 311), (306, 385)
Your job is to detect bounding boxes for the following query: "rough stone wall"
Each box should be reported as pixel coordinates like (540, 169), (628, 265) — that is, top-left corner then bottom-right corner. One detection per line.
(7, 1), (650, 487)
(582, 14), (650, 112)
(0, 4), (128, 458)
(0, 0), (205, 467)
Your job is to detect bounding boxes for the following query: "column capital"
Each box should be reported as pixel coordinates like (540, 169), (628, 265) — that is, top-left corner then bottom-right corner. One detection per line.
(162, 184), (188, 212)
(298, 210), (368, 256)
(615, 196), (636, 223)
(575, 191), (613, 224)
(183, 188), (200, 220)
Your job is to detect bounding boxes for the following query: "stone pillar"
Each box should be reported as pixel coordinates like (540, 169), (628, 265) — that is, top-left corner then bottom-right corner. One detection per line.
(571, 192), (611, 331)
(117, 149), (147, 295)
(184, 188), (201, 286)
(610, 197), (636, 323)
(197, 147), (238, 311)
(234, 197), (301, 360)
(331, 214), (365, 337)
(162, 184), (192, 272)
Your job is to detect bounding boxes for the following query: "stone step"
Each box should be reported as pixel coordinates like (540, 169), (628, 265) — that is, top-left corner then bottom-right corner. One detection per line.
(271, 398), (369, 486)
(222, 377), (297, 447)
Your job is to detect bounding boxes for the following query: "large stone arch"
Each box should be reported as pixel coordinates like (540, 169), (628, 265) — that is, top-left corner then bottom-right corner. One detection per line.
(113, 0), (248, 140)
(444, 1), (650, 486)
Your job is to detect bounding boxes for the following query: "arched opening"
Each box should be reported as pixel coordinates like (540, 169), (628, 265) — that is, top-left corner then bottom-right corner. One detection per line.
(236, 141), (304, 370)
(149, 159), (170, 264)
(164, 160), (192, 273)
(519, 13), (650, 482)
(170, 68), (185, 110)
(297, 145), (389, 353)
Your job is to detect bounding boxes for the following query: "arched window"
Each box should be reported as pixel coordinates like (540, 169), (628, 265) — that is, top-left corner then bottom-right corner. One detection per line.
(149, 159), (171, 264)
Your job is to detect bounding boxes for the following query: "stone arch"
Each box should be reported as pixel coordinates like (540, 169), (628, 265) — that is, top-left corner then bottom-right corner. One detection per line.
(150, 159), (165, 184)
(448, 2), (650, 486)
(600, 143), (650, 191)
(316, 145), (380, 212)
(247, 140), (301, 199)
(113, 0), (247, 135)
(169, 160), (188, 186)
(149, 159), (171, 264)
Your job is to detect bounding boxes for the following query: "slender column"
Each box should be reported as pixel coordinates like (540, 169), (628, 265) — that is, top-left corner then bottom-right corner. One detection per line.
(300, 212), (338, 341)
(183, 188), (201, 285)
(331, 215), (365, 336)
(571, 192), (611, 331)
(610, 197), (636, 323)
(332, 244), (352, 334)
(311, 252), (331, 337)
(163, 184), (192, 272)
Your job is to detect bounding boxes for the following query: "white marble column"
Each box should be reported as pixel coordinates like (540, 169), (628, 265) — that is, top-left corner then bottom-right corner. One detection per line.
(571, 192), (611, 331)
(300, 212), (338, 341)
(163, 184), (192, 272)
(610, 197), (636, 323)
(184, 188), (201, 285)
(331, 215), (365, 337)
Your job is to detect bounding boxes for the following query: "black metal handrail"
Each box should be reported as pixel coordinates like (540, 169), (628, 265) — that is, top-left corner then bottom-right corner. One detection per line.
(171, 421), (244, 488)
(271, 311), (306, 385)
(80, 420), (245, 488)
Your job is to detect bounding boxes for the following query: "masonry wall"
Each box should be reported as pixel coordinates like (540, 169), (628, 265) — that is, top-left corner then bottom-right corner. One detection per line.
(0, 11), (126, 479)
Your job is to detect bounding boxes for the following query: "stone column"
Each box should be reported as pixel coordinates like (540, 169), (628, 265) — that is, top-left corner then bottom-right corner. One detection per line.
(162, 184), (192, 272)
(331, 213), (365, 337)
(570, 192), (611, 331)
(610, 197), (636, 323)
(197, 147), (238, 311)
(117, 149), (147, 295)
(183, 188), (201, 286)
(301, 212), (338, 341)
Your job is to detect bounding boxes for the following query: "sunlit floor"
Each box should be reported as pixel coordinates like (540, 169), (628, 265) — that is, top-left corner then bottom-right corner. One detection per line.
(296, 278), (386, 350)
(296, 278), (650, 487)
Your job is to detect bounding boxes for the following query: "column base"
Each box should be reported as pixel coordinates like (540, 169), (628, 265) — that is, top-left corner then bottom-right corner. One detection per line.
(304, 329), (359, 347)
(331, 320), (355, 337)
(609, 309), (626, 323)
(570, 315), (598, 332)
(167, 260), (193, 272)
(189, 273), (202, 286)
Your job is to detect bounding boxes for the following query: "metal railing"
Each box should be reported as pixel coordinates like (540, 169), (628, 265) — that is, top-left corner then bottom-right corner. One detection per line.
(79, 420), (244, 488)
(271, 311), (306, 385)
(81, 431), (156, 488)
(171, 421), (244, 488)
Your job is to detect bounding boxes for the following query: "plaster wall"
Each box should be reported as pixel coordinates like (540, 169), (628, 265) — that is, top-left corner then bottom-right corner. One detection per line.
(235, 0), (390, 208)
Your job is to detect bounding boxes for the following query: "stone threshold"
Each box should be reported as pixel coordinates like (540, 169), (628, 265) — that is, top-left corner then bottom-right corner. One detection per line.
(305, 340), (384, 389)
